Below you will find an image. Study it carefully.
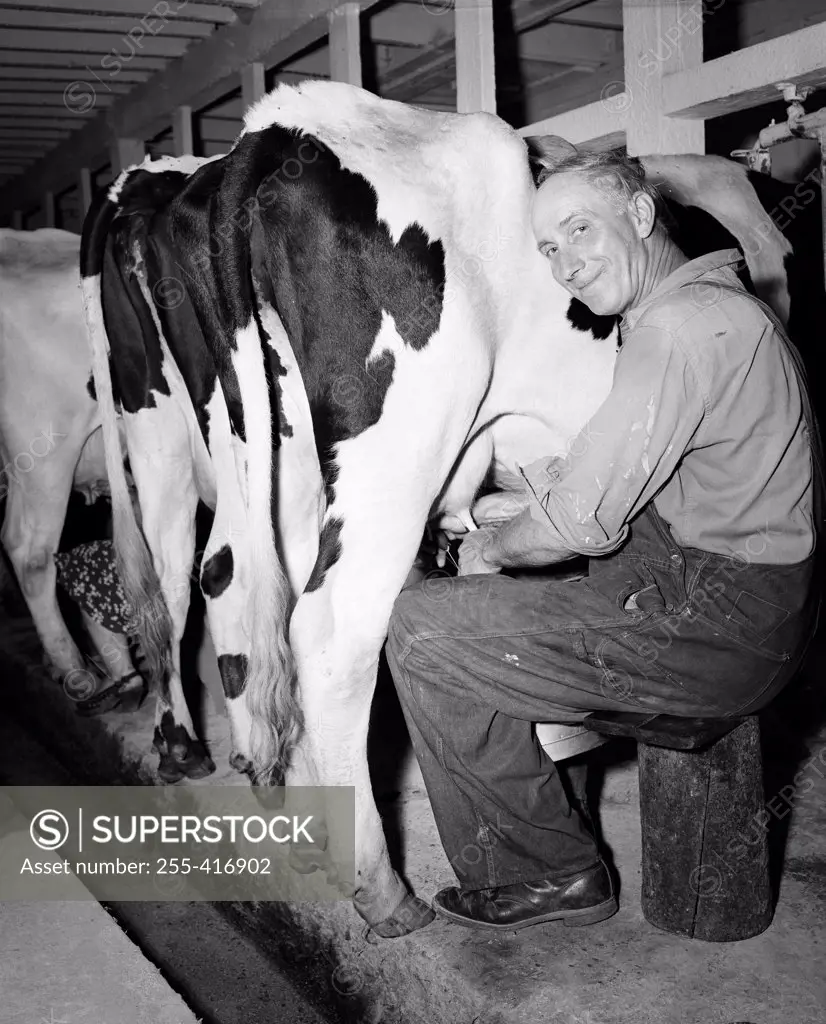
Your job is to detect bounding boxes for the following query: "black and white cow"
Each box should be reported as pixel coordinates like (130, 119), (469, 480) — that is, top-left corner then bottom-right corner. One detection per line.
(0, 228), (141, 701)
(80, 82), (819, 935)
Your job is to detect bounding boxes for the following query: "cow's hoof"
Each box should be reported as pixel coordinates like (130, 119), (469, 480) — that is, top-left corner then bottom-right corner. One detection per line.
(113, 672), (149, 713)
(365, 894), (436, 939)
(74, 681), (124, 717)
(156, 740), (216, 783)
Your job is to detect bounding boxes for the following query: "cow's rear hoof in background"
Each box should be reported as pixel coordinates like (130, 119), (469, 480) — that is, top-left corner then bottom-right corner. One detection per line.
(72, 671), (149, 717)
(153, 714), (216, 783)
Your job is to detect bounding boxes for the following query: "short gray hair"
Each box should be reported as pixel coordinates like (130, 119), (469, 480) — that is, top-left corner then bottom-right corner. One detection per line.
(538, 149), (674, 232)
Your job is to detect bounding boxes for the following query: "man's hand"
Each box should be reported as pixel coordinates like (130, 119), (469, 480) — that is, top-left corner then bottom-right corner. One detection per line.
(457, 527), (502, 576)
(472, 490), (530, 525)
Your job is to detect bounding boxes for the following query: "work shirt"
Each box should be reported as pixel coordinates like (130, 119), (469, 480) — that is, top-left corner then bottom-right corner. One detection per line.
(522, 249), (815, 565)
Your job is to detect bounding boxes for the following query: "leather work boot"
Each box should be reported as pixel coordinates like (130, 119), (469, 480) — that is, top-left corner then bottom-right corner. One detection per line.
(432, 860), (617, 931)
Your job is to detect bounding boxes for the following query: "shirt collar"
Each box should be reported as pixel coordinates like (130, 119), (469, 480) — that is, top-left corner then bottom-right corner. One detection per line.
(620, 248), (743, 330)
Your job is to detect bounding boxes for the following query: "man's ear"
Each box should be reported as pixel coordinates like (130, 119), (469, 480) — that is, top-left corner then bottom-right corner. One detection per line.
(630, 192), (657, 240)
(525, 135), (579, 186)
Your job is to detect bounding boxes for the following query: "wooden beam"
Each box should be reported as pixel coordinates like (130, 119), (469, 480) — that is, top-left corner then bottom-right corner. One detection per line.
(0, 117), (89, 130)
(0, 50), (166, 71)
(454, 0), (496, 114)
(0, 0), (240, 19)
(0, 68), (148, 87)
(663, 22), (826, 120)
(241, 62), (266, 112)
(0, 29), (192, 58)
(519, 97), (626, 149)
(0, 10), (214, 37)
(43, 191), (56, 228)
(109, 137), (145, 175)
(0, 92), (117, 108)
(622, 0), (704, 155)
(0, 130), (71, 140)
(328, 3), (362, 87)
(79, 167), (93, 217)
(173, 105), (194, 156)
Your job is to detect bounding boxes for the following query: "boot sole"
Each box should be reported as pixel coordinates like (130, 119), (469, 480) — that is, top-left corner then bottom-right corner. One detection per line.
(432, 895), (618, 932)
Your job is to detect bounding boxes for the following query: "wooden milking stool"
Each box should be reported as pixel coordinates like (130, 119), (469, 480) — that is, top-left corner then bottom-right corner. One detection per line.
(580, 711), (772, 941)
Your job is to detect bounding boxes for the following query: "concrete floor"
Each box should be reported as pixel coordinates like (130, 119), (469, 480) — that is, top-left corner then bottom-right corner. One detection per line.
(2, 612), (825, 1024)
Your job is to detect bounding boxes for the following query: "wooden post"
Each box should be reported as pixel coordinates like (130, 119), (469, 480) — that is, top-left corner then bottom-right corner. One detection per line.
(109, 137), (145, 176)
(11, 210), (23, 231)
(328, 3), (362, 86)
(241, 62), (266, 113)
(622, 0), (704, 155)
(173, 105), (194, 157)
(78, 168), (93, 218)
(43, 191), (56, 228)
(454, 0), (496, 114)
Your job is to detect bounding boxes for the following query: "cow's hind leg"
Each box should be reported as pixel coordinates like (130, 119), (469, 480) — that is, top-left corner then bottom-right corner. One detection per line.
(1, 448), (88, 683)
(288, 359), (489, 934)
(127, 423), (215, 782)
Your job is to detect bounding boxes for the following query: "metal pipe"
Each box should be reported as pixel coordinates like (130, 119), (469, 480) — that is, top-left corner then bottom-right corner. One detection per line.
(758, 106), (826, 149)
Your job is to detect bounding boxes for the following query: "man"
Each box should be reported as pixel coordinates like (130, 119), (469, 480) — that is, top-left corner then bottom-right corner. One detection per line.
(385, 150), (821, 931)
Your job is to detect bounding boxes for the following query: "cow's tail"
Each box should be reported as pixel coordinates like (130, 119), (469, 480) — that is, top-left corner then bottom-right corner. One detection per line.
(80, 181), (173, 688)
(214, 145), (300, 785)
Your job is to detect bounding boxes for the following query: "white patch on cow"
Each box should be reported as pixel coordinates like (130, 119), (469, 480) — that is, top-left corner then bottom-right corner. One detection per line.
(133, 254), (215, 501)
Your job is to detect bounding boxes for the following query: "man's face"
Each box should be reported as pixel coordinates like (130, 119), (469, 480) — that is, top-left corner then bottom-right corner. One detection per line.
(531, 171), (650, 317)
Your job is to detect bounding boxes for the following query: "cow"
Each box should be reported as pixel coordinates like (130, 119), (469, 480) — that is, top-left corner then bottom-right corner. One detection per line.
(0, 228), (143, 707)
(80, 81), (820, 937)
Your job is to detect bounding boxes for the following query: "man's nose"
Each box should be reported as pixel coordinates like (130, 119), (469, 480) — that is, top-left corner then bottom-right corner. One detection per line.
(559, 249), (585, 282)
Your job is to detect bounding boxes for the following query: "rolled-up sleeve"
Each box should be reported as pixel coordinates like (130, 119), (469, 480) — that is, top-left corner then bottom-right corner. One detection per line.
(520, 323), (706, 556)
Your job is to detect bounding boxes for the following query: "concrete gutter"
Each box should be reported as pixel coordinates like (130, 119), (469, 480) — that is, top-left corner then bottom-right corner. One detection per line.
(0, 714), (201, 1024)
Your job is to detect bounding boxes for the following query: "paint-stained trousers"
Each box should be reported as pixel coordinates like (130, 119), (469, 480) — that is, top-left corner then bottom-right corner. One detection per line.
(385, 503), (816, 890)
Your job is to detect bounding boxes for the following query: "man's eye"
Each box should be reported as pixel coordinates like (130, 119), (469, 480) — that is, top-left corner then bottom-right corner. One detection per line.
(541, 244), (558, 257)
(572, 223), (589, 237)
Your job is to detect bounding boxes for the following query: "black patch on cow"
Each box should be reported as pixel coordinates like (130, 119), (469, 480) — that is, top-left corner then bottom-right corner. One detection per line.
(217, 653), (248, 700)
(101, 213), (172, 414)
(200, 543), (234, 599)
(86, 373), (96, 402)
(92, 167), (223, 448)
(169, 157), (247, 442)
(236, 125), (446, 504)
(304, 517), (344, 593)
(566, 298), (617, 341)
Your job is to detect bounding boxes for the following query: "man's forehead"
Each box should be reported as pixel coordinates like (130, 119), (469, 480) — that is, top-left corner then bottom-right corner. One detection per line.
(532, 175), (622, 230)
